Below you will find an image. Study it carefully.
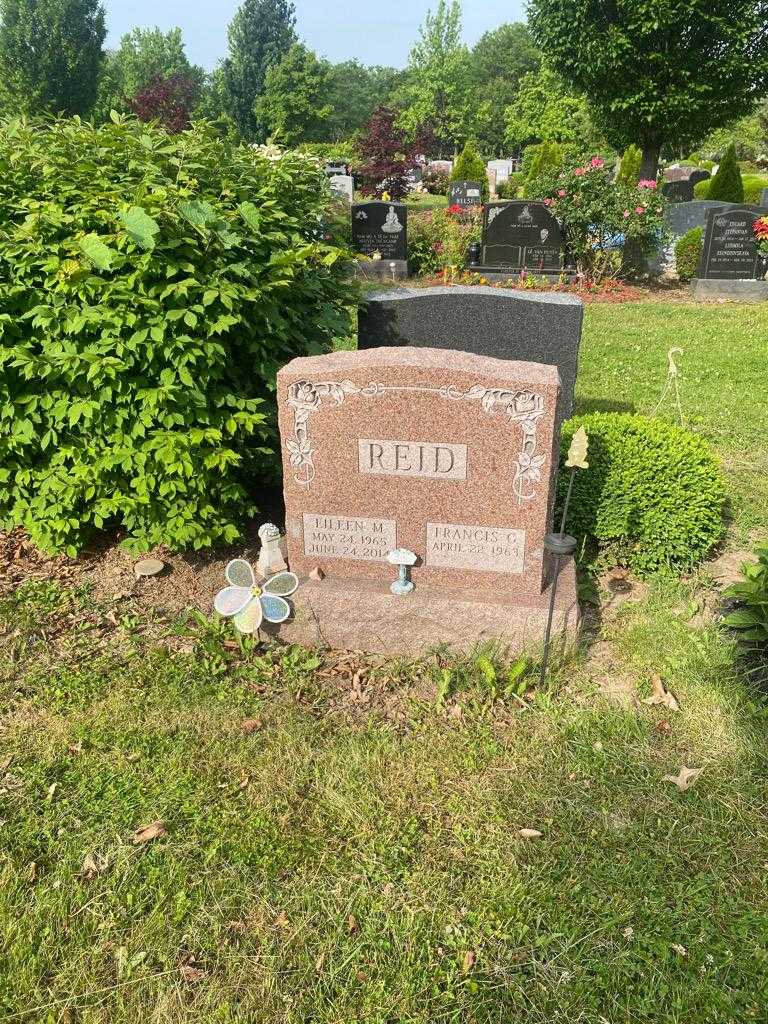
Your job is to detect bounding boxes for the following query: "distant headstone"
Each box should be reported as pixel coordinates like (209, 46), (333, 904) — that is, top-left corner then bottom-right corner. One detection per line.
(487, 159), (514, 184)
(329, 174), (354, 203)
(405, 167), (423, 190)
(351, 201), (407, 262)
(665, 200), (742, 238)
(663, 167), (690, 183)
(357, 285), (583, 429)
(324, 162), (347, 177)
(689, 169), (711, 187)
(761, 187), (768, 207)
(697, 205), (767, 280)
(486, 167), (498, 197)
(448, 180), (483, 208)
(276, 346), (577, 653)
(474, 201), (570, 274)
(662, 180), (694, 202)
(428, 160), (453, 176)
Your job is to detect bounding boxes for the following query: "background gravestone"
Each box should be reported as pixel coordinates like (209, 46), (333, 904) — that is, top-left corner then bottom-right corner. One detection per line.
(665, 199), (742, 238)
(487, 159), (514, 184)
(405, 167), (423, 191)
(329, 174), (354, 204)
(689, 169), (711, 187)
(662, 180), (694, 202)
(762, 187), (768, 207)
(324, 162), (347, 177)
(697, 206), (767, 280)
(358, 285), (583, 429)
(448, 180), (483, 208)
(351, 201), (407, 260)
(476, 201), (569, 273)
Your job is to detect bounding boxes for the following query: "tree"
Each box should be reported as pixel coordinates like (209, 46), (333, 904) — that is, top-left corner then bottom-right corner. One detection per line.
(707, 143), (745, 202)
(505, 67), (597, 150)
(356, 106), (431, 201)
(128, 72), (198, 133)
(470, 23), (541, 155)
(324, 61), (404, 142)
(397, 0), (473, 154)
(221, 0), (296, 141)
(255, 44), (331, 146)
(0, 0), (105, 116)
(616, 145), (642, 186)
(93, 27), (204, 122)
(528, 0), (768, 180)
(451, 140), (489, 199)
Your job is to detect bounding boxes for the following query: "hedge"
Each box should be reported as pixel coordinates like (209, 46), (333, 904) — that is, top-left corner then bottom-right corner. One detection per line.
(0, 117), (354, 554)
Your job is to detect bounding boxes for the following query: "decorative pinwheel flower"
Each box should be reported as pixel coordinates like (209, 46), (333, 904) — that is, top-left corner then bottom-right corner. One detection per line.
(213, 559), (298, 634)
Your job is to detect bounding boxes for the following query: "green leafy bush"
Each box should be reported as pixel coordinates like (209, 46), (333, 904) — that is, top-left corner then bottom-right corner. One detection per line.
(495, 178), (518, 199)
(616, 144), (642, 185)
(422, 168), (450, 195)
(559, 413), (726, 574)
(674, 227), (703, 281)
(297, 140), (356, 163)
(0, 117), (354, 555)
(522, 141), (566, 197)
(408, 207), (482, 276)
(723, 546), (768, 649)
(706, 143), (744, 203)
(450, 141), (489, 201)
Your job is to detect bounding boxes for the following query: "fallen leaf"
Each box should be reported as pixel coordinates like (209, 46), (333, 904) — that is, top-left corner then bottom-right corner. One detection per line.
(46, 782), (57, 803)
(104, 610), (119, 626)
(80, 852), (109, 880)
(656, 719), (673, 735)
(180, 963), (206, 983)
(347, 913), (359, 935)
(643, 673), (680, 712)
(0, 754), (13, 775)
(518, 828), (543, 839)
(671, 943), (688, 957)
(309, 566), (325, 581)
(241, 718), (263, 734)
(133, 820), (166, 844)
(355, 970), (368, 983)
(663, 766), (703, 792)
(448, 704), (463, 720)
(461, 950), (476, 973)
(315, 952), (326, 973)
(67, 743), (83, 756)
(274, 910), (290, 929)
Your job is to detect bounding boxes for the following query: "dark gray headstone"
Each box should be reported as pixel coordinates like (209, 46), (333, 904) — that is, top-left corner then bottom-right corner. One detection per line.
(480, 201), (568, 272)
(351, 202), (407, 261)
(665, 200), (742, 238)
(662, 180), (694, 202)
(689, 169), (711, 187)
(448, 180), (483, 208)
(325, 162), (347, 177)
(697, 205), (768, 280)
(357, 285), (583, 428)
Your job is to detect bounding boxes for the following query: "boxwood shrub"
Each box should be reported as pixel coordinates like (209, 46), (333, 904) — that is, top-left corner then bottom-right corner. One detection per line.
(558, 413), (726, 574)
(0, 116), (354, 554)
(674, 227), (703, 282)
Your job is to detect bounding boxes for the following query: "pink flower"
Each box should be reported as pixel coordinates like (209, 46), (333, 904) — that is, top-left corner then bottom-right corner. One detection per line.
(638, 179), (657, 189)
(635, 206), (646, 215)
(558, 189), (566, 197)
(590, 157), (605, 168)
(623, 210), (630, 218)
(574, 167), (585, 176)
(543, 198), (553, 206)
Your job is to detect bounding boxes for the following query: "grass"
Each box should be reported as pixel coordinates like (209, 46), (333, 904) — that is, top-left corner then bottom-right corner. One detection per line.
(578, 302), (768, 542)
(3, 300), (768, 1021)
(3, 573), (768, 1022)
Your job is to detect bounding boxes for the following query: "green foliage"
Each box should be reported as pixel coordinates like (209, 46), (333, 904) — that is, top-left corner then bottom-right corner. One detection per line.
(617, 145), (643, 186)
(397, 0), (474, 151)
(695, 169), (768, 203)
(324, 62), (404, 143)
(707, 143), (745, 202)
(470, 22), (541, 155)
(697, 103), (768, 162)
(495, 178), (519, 199)
(255, 43), (332, 146)
(528, 0), (768, 180)
(504, 66), (597, 150)
(0, 117), (353, 555)
(521, 140), (566, 196)
(450, 141), (489, 200)
(297, 140), (356, 162)
(222, 0), (296, 142)
(408, 206), (482, 275)
(422, 167), (451, 195)
(674, 227), (703, 281)
(723, 546), (768, 648)
(0, 0), (105, 116)
(92, 27), (204, 123)
(559, 413), (726, 574)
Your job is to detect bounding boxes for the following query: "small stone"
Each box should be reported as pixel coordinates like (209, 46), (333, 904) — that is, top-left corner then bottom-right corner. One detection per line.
(134, 558), (165, 578)
(309, 566), (325, 581)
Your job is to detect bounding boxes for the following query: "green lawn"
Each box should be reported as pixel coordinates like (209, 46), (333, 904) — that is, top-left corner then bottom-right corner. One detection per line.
(2, 300), (768, 1022)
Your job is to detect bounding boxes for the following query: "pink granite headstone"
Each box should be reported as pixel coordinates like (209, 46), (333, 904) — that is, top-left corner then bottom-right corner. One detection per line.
(278, 344), (564, 597)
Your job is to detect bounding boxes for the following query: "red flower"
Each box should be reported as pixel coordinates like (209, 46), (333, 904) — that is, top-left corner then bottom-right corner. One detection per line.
(448, 204), (463, 215)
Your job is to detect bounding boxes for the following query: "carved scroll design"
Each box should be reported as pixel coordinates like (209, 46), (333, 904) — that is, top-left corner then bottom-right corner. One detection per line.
(286, 379), (546, 503)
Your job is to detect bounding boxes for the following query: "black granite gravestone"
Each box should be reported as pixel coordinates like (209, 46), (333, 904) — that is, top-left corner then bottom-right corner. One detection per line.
(448, 180), (483, 208)
(351, 202), (408, 261)
(357, 285), (583, 428)
(474, 201), (569, 273)
(697, 206), (767, 280)
(662, 180), (694, 202)
(688, 169), (711, 188)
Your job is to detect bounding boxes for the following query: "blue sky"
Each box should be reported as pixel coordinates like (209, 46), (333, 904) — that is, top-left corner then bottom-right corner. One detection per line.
(103, 0), (527, 71)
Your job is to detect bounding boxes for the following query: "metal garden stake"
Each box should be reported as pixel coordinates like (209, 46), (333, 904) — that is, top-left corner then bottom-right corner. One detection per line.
(539, 426), (589, 686)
